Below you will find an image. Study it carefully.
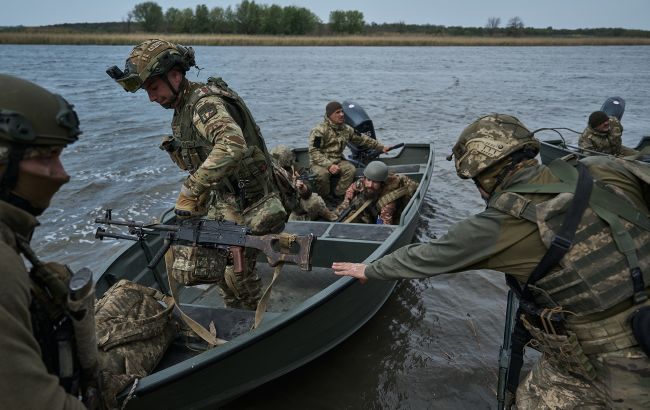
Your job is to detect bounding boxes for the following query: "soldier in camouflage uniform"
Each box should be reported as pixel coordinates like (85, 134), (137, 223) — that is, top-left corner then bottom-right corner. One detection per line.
(336, 161), (418, 224)
(108, 39), (285, 310)
(270, 145), (338, 221)
(578, 110), (637, 156)
(0, 75), (87, 409)
(308, 101), (389, 198)
(334, 114), (649, 409)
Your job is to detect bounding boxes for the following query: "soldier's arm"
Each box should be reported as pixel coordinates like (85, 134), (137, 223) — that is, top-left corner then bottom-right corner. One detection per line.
(308, 125), (334, 168)
(183, 96), (247, 197)
(365, 208), (543, 282)
(578, 129), (596, 152)
(348, 127), (385, 151)
(0, 246), (86, 410)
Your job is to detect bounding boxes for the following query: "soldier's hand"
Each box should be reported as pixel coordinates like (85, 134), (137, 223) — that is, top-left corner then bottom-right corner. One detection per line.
(328, 164), (340, 175)
(382, 145), (390, 154)
(332, 262), (368, 284)
(174, 190), (200, 218)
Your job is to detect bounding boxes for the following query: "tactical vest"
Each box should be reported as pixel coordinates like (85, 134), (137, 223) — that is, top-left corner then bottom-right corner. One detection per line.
(171, 77), (275, 206)
(489, 159), (650, 317)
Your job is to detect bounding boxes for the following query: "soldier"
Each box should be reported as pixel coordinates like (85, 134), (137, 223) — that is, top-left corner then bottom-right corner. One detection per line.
(0, 74), (87, 408)
(336, 161), (418, 224)
(578, 110), (637, 156)
(308, 101), (389, 199)
(269, 145), (338, 221)
(333, 114), (649, 409)
(108, 39), (286, 310)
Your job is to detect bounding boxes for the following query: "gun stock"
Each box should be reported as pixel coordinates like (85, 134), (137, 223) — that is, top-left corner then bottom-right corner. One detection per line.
(245, 233), (315, 271)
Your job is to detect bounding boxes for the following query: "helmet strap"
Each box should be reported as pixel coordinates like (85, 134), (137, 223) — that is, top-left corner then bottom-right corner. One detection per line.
(161, 74), (187, 109)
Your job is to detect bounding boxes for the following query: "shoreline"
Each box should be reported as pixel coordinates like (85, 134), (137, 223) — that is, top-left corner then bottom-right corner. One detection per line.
(2, 32), (650, 46)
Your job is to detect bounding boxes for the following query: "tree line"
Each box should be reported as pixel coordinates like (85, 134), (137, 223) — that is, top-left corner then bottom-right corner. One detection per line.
(128, 1), (364, 35)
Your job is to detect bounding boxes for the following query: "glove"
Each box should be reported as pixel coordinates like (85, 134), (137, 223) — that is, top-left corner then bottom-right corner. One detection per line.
(174, 189), (200, 218)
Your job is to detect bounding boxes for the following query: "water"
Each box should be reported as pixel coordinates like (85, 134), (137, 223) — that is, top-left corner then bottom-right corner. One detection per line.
(2, 44), (650, 409)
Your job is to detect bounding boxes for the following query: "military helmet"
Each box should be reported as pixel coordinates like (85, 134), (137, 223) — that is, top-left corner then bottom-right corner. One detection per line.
(270, 145), (294, 169)
(107, 39), (196, 93)
(363, 161), (389, 182)
(0, 74), (80, 162)
(450, 114), (539, 180)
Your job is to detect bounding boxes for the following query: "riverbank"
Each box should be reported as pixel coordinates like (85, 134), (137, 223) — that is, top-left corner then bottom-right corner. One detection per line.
(2, 32), (650, 46)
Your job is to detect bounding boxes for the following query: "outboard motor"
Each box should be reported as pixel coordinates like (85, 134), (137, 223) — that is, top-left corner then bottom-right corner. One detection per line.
(342, 100), (377, 164)
(600, 96), (626, 121)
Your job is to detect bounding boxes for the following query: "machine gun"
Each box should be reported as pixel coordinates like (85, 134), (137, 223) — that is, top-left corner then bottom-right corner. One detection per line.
(95, 209), (315, 278)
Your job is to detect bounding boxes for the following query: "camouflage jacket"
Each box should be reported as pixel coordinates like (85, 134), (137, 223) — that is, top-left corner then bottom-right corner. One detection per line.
(578, 117), (631, 156)
(163, 79), (272, 206)
(0, 201), (85, 410)
(308, 117), (384, 169)
(339, 174), (418, 224)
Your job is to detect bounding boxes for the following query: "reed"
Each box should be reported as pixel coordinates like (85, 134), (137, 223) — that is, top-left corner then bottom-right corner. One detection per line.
(2, 32), (650, 46)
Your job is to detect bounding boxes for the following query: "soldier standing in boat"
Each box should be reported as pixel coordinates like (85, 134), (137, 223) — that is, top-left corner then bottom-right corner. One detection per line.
(578, 110), (637, 156)
(334, 114), (649, 409)
(0, 74), (92, 409)
(108, 39), (286, 310)
(270, 145), (338, 222)
(308, 101), (389, 200)
(336, 160), (418, 224)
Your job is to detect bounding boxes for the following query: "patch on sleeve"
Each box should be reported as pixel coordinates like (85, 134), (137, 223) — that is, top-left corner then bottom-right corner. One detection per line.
(197, 103), (219, 124)
(313, 136), (322, 148)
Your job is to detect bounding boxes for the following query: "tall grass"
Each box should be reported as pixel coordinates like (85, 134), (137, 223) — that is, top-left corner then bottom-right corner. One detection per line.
(2, 32), (650, 46)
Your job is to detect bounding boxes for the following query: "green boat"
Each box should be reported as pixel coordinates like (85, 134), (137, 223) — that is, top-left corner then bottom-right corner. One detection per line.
(94, 142), (434, 409)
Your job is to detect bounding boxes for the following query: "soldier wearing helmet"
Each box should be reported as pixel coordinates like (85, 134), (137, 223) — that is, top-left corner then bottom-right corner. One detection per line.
(269, 145), (338, 222)
(334, 114), (649, 409)
(336, 161), (418, 224)
(108, 39), (285, 310)
(308, 101), (389, 199)
(0, 74), (88, 409)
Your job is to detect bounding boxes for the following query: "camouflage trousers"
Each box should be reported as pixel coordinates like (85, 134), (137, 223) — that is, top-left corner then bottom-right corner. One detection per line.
(289, 192), (338, 222)
(516, 347), (650, 409)
(207, 192), (262, 310)
(311, 160), (356, 197)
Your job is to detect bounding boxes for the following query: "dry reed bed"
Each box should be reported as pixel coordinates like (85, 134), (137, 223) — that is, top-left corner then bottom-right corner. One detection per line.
(2, 32), (650, 46)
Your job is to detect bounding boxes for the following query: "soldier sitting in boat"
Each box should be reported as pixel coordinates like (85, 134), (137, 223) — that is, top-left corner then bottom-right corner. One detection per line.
(308, 101), (389, 200)
(270, 145), (338, 222)
(578, 110), (637, 156)
(336, 161), (418, 224)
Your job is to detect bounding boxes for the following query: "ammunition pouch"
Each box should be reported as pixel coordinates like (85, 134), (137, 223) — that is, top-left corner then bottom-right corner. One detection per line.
(170, 244), (229, 286)
(522, 315), (597, 381)
(159, 136), (188, 171)
(242, 191), (287, 235)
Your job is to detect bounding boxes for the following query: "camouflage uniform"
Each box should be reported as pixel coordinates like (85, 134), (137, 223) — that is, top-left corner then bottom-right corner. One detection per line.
(337, 173), (418, 224)
(289, 192), (338, 222)
(308, 116), (384, 197)
(162, 78), (275, 309)
(578, 117), (637, 156)
(0, 200), (86, 410)
(365, 157), (650, 409)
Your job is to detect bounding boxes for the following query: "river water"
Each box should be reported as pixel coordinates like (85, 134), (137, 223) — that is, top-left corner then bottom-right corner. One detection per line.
(2, 44), (650, 409)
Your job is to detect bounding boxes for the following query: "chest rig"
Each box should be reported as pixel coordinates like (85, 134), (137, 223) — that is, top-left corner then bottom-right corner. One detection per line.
(168, 77), (276, 207)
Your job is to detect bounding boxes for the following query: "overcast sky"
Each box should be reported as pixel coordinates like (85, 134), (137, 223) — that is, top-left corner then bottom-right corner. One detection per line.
(2, 0), (650, 30)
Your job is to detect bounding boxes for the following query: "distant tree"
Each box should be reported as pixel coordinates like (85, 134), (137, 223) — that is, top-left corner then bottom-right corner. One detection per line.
(234, 0), (263, 34)
(486, 16), (501, 32)
(124, 11), (134, 33)
(194, 4), (211, 33)
(329, 10), (365, 34)
(506, 16), (525, 36)
(282, 6), (320, 35)
(262, 4), (284, 35)
(132, 2), (164, 32)
(209, 6), (233, 33)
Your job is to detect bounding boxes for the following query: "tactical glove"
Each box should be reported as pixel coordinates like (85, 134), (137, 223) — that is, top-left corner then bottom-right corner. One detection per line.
(174, 189), (200, 217)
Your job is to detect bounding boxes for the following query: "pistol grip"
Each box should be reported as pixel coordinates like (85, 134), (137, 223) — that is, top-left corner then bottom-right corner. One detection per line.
(231, 246), (245, 273)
